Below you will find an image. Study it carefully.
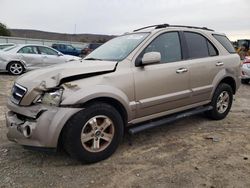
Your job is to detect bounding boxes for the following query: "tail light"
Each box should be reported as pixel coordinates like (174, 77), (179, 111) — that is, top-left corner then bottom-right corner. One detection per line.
(242, 57), (250, 67)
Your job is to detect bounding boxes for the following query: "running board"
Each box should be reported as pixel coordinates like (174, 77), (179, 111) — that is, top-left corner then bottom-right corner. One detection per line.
(128, 106), (213, 135)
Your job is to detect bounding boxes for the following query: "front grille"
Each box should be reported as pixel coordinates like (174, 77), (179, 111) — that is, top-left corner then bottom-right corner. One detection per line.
(11, 83), (27, 104)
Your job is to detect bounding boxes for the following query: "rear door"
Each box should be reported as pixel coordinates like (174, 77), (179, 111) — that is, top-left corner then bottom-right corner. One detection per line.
(17, 46), (44, 69)
(182, 31), (221, 104)
(133, 31), (192, 118)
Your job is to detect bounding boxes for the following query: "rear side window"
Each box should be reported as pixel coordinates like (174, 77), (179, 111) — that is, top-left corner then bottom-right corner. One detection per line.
(207, 41), (218, 56)
(213, 34), (236, 53)
(38, 46), (58, 55)
(184, 32), (218, 59)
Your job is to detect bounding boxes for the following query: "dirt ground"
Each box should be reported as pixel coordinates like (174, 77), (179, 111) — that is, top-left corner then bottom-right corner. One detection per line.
(0, 73), (250, 188)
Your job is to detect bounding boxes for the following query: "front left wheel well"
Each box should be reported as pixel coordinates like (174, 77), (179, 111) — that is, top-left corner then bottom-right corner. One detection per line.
(83, 97), (128, 124)
(57, 97), (128, 150)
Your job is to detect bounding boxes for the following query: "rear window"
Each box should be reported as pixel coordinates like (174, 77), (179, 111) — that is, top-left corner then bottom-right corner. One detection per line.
(213, 34), (236, 53)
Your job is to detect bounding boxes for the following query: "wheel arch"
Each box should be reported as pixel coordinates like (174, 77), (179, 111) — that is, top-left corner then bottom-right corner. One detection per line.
(57, 96), (129, 150)
(6, 60), (26, 70)
(82, 97), (128, 124)
(218, 76), (236, 94)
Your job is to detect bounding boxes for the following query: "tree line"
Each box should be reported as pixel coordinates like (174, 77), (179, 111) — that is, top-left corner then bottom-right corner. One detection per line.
(0, 23), (11, 36)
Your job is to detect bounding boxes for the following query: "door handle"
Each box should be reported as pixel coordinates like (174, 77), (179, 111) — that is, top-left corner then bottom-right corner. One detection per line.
(176, 68), (188, 74)
(216, 62), (224, 66)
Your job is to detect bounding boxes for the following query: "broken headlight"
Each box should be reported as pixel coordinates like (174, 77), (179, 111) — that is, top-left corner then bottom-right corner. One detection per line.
(41, 89), (64, 106)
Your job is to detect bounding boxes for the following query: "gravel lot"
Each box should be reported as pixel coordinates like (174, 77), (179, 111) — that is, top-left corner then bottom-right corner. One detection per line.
(0, 73), (250, 188)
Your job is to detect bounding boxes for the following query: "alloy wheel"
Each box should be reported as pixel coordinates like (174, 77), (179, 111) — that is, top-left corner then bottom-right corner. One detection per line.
(81, 115), (115, 153)
(216, 91), (230, 114)
(9, 63), (23, 75)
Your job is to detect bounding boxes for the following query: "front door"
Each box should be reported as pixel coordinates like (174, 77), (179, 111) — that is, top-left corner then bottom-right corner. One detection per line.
(37, 46), (62, 66)
(133, 32), (191, 118)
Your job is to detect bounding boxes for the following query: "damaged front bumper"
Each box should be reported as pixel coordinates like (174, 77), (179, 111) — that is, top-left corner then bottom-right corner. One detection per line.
(6, 99), (82, 149)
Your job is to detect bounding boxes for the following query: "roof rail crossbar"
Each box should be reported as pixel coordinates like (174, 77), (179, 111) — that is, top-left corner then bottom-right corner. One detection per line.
(133, 24), (169, 32)
(170, 25), (214, 31)
(133, 24), (214, 32)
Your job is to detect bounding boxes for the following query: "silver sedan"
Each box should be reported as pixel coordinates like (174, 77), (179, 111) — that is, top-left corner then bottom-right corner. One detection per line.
(0, 44), (81, 75)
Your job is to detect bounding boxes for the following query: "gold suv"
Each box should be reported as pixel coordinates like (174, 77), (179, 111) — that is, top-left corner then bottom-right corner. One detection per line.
(6, 24), (241, 163)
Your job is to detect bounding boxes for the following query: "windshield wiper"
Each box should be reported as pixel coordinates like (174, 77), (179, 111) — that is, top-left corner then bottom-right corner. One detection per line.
(84, 57), (103, 61)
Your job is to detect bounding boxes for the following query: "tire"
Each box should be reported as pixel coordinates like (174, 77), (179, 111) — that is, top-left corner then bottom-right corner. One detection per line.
(206, 83), (233, 120)
(241, 79), (249, 84)
(63, 103), (124, 163)
(7, 62), (24, 75)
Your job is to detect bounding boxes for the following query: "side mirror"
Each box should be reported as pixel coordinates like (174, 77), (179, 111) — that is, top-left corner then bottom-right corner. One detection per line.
(141, 52), (161, 65)
(58, 52), (63, 56)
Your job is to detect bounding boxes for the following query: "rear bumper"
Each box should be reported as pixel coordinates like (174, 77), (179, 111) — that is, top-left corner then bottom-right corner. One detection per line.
(6, 99), (82, 148)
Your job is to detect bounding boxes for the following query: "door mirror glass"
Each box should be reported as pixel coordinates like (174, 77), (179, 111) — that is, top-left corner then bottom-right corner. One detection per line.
(141, 52), (161, 65)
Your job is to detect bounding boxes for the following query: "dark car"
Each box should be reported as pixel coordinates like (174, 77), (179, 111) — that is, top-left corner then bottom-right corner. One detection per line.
(52, 44), (82, 56)
(80, 43), (103, 57)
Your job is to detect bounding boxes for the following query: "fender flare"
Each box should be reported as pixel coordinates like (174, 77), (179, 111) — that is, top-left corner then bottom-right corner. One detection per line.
(61, 85), (134, 121)
(210, 69), (237, 99)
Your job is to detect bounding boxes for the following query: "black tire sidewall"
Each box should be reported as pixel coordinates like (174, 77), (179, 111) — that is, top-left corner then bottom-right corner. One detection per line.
(7, 62), (24, 75)
(63, 103), (124, 163)
(209, 83), (233, 120)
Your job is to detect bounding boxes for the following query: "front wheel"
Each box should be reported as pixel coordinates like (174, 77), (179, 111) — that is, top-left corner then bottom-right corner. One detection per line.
(206, 83), (233, 120)
(63, 103), (124, 163)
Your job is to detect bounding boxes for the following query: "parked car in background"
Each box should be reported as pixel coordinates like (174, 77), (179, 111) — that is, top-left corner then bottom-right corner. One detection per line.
(52, 43), (82, 56)
(0, 44), (81, 75)
(0, 43), (15, 50)
(241, 56), (250, 84)
(80, 43), (103, 57)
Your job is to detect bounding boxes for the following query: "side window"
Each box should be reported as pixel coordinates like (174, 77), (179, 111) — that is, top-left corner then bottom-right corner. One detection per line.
(18, 46), (39, 54)
(66, 45), (74, 50)
(207, 40), (218, 56)
(143, 32), (182, 63)
(184, 32), (211, 59)
(38, 46), (59, 56)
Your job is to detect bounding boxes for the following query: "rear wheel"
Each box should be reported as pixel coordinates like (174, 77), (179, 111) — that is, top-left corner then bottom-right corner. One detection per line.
(63, 103), (124, 163)
(7, 62), (24, 75)
(206, 83), (233, 120)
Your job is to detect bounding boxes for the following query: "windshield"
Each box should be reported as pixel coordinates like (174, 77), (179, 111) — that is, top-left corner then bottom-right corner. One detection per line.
(85, 33), (149, 61)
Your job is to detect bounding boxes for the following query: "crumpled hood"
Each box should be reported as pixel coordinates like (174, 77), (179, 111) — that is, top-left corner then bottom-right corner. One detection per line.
(16, 60), (117, 91)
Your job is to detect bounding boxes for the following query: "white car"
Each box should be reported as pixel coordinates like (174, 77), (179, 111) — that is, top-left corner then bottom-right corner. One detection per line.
(241, 56), (250, 84)
(0, 44), (81, 75)
(0, 43), (15, 50)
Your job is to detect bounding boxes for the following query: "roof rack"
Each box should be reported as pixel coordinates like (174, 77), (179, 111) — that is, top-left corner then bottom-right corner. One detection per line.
(133, 24), (214, 32)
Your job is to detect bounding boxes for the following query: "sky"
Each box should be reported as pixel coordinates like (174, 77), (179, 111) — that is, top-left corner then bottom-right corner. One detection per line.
(0, 0), (250, 41)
